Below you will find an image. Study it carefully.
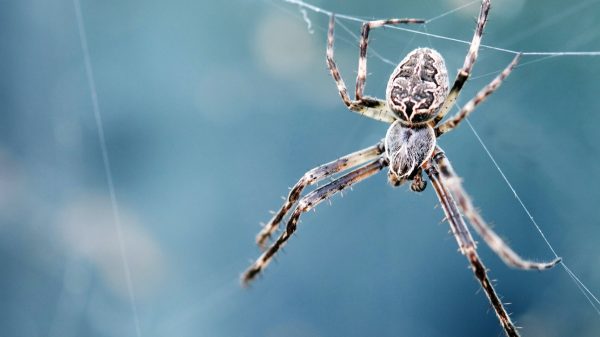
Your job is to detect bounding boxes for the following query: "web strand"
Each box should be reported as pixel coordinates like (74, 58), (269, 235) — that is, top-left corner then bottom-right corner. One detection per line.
(271, 0), (600, 319)
(470, 55), (559, 81)
(426, 0), (480, 23)
(73, 0), (143, 335)
(464, 118), (600, 316)
(336, 20), (397, 67)
(279, 0), (600, 57)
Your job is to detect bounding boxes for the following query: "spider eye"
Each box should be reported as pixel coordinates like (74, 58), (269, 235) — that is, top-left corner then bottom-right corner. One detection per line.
(386, 48), (449, 124)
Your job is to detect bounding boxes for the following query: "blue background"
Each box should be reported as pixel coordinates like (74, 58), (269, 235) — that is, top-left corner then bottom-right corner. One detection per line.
(1, 0), (600, 336)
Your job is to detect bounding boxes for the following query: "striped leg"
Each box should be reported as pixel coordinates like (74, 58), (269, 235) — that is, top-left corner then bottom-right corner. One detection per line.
(432, 149), (561, 270)
(433, 0), (491, 125)
(256, 141), (385, 249)
(243, 158), (388, 285)
(424, 161), (519, 337)
(435, 54), (521, 136)
(355, 17), (424, 100)
(326, 15), (423, 124)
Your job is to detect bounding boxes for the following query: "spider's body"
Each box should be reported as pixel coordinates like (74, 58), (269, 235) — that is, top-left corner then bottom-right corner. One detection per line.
(384, 47), (447, 186)
(386, 48), (449, 124)
(385, 121), (435, 185)
(242, 1), (560, 336)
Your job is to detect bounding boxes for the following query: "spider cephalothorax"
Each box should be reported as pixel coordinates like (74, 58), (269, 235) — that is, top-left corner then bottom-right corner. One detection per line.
(386, 48), (449, 124)
(243, 2), (560, 336)
(384, 122), (435, 188)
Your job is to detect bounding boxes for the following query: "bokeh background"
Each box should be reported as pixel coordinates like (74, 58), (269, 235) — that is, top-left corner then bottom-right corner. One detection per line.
(1, 0), (600, 336)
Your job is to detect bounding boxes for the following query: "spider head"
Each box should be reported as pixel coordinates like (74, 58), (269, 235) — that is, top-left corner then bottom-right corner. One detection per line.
(386, 48), (449, 125)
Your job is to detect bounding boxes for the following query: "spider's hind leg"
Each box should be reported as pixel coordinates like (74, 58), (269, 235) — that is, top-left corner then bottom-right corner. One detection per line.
(435, 54), (521, 136)
(326, 15), (423, 124)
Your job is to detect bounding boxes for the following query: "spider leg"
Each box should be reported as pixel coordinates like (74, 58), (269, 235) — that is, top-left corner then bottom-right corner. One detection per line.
(435, 54), (521, 136)
(256, 141), (385, 249)
(432, 148), (561, 270)
(326, 15), (423, 124)
(424, 161), (520, 337)
(355, 17), (424, 101)
(433, 0), (491, 125)
(242, 158), (388, 285)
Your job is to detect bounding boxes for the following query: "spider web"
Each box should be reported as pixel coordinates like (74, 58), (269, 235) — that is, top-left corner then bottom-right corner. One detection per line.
(68, 0), (600, 336)
(72, 0), (142, 336)
(268, 0), (600, 317)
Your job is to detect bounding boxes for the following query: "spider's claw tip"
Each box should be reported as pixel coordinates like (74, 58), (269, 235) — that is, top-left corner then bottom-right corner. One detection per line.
(240, 269), (257, 288)
(549, 257), (562, 268)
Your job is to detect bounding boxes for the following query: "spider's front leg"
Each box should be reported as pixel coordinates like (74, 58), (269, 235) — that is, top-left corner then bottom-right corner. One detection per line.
(326, 15), (424, 124)
(424, 161), (519, 337)
(255, 141), (385, 249)
(432, 148), (561, 270)
(242, 158), (388, 285)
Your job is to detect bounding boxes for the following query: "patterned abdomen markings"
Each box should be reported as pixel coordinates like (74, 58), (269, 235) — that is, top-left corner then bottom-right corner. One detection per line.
(386, 48), (449, 124)
(385, 121), (436, 178)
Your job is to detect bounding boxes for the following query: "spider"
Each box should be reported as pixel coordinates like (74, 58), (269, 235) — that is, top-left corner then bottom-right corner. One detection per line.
(242, 1), (561, 336)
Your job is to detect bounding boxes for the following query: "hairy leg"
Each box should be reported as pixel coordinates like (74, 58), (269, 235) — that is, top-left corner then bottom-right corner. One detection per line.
(355, 17), (424, 101)
(433, 0), (491, 125)
(326, 15), (423, 123)
(424, 161), (520, 337)
(435, 54), (521, 136)
(432, 149), (561, 270)
(256, 141), (385, 248)
(243, 158), (388, 285)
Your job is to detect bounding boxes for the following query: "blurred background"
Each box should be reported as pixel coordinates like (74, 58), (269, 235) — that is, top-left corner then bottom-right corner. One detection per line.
(1, 0), (600, 336)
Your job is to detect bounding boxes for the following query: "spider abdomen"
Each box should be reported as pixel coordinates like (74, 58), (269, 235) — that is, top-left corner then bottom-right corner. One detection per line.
(386, 48), (449, 124)
(385, 121), (436, 180)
